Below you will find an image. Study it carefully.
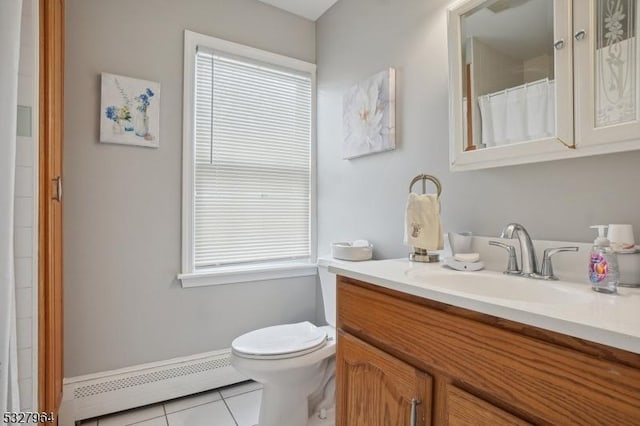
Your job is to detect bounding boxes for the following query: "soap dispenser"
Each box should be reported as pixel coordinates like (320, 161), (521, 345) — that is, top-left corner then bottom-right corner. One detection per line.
(589, 225), (619, 294)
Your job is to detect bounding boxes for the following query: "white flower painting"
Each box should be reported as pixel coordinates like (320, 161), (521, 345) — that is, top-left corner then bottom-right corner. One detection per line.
(342, 68), (396, 159)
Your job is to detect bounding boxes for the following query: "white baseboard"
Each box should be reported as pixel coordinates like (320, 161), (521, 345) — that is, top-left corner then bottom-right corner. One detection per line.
(58, 349), (246, 425)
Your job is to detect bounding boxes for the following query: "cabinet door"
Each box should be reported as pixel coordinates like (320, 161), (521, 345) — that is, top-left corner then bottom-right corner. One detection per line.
(336, 331), (432, 426)
(575, 0), (640, 148)
(447, 0), (574, 171)
(40, 0), (65, 417)
(445, 384), (531, 426)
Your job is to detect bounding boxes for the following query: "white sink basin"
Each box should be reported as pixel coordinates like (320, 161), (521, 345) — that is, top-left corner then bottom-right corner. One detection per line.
(405, 269), (592, 305)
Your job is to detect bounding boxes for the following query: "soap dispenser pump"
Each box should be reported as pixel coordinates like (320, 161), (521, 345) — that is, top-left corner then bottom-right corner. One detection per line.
(589, 225), (619, 294)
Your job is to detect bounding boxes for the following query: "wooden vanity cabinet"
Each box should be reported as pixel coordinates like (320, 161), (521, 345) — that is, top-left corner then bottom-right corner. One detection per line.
(336, 275), (640, 425)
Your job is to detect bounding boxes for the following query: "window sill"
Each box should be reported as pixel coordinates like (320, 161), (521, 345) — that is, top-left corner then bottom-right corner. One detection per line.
(178, 262), (318, 288)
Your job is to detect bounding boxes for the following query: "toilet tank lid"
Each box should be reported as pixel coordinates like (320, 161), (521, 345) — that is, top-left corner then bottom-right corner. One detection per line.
(317, 256), (349, 268)
(317, 256), (332, 268)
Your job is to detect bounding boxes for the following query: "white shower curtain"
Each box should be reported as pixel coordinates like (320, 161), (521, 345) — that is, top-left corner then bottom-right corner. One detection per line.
(478, 78), (556, 147)
(1, 0), (24, 415)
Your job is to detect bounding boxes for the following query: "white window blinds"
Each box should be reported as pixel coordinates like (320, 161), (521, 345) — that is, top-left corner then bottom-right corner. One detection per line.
(193, 50), (312, 269)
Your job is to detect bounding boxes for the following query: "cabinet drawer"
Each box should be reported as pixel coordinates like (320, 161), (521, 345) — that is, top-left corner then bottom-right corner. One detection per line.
(338, 276), (640, 424)
(445, 384), (530, 426)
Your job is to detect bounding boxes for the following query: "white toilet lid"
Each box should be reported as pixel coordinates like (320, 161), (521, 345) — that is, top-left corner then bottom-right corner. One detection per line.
(232, 321), (327, 358)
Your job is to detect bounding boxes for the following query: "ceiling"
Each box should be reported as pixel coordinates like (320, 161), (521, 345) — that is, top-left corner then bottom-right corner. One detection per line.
(256, 0), (340, 21)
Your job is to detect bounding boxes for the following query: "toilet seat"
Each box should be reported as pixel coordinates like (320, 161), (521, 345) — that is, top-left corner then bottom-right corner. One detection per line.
(232, 321), (328, 360)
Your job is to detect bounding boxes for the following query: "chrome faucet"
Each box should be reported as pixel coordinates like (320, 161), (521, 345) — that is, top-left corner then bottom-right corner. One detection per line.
(490, 223), (579, 281)
(501, 223), (538, 277)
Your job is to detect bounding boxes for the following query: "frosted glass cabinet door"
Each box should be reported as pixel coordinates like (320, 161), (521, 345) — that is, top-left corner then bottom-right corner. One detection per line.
(575, 0), (640, 147)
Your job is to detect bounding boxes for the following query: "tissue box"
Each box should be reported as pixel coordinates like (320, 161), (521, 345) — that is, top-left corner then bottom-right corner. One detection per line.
(619, 252), (640, 287)
(331, 242), (373, 261)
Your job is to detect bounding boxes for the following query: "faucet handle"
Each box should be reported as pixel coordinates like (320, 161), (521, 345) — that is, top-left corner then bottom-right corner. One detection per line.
(489, 241), (520, 275)
(539, 246), (579, 280)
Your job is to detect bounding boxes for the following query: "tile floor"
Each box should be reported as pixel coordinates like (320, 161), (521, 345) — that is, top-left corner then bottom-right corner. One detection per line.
(80, 381), (263, 426)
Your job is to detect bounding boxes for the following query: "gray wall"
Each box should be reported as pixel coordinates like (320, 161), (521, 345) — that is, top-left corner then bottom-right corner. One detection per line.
(316, 0), (640, 262)
(64, 0), (317, 377)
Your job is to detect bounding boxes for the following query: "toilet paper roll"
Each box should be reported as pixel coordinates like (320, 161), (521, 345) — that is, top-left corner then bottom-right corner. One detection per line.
(608, 224), (635, 245)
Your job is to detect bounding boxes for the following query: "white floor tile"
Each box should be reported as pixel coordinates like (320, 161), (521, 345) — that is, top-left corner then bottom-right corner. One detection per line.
(19, 13), (34, 51)
(22, 0), (32, 17)
(164, 390), (222, 414)
(98, 404), (165, 426)
(17, 76), (34, 108)
(226, 390), (262, 426)
(131, 417), (167, 426)
(18, 378), (32, 410)
(16, 287), (32, 319)
(14, 197), (33, 228)
(19, 45), (35, 78)
(219, 380), (263, 399)
(14, 227), (33, 259)
(15, 137), (34, 167)
(166, 401), (235, 426)
(18, 348), (32, 379)
(14, 257), (32, 288)
(14, 166), (33, 197)
(16, 318), (32, 350)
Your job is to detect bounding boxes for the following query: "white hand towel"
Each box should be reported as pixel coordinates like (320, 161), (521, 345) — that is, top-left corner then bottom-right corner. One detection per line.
(403, 193), (444, 251)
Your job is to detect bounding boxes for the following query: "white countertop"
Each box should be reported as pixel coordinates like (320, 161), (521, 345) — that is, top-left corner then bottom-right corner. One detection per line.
(329, 258), (640, 354)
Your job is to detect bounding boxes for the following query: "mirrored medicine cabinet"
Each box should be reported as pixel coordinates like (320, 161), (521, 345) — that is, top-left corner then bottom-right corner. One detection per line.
(448, 0), (640, 171)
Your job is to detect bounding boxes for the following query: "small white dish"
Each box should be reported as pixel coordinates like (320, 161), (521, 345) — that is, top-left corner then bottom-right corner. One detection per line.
(613, 244), (640, 254)
(454, 253), (480, 263)
(442, 257), (485, 272)
(331, 241), (373, 261)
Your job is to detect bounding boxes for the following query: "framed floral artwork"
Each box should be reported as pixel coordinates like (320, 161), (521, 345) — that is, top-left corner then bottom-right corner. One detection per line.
(100, 73), (161, 148)
(342, 68), (396, 159)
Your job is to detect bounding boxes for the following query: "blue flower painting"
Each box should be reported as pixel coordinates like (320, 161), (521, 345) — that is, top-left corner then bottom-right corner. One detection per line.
(100, 73), (161, 148)
(105, 106), (118, 122)
(135, 89), (155, 112)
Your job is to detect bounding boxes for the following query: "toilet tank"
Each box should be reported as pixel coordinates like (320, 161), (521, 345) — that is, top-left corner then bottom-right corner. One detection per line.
(317, 257), (337, 328)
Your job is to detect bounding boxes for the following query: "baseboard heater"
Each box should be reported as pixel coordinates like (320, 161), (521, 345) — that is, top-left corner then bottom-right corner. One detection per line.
(58, 349), (246, 425)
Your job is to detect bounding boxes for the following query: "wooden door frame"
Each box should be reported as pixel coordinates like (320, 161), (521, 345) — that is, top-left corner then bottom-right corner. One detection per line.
(39, 0), (64, 417)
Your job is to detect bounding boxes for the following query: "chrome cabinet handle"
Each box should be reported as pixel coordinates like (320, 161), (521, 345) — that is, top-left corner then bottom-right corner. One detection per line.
(574, 30), (586, 41)
(410, 399), (421, 426)
(489, 241), (520, 275)
(539, 247), (579, 280)
(554, 39), (565, 50)
(52, 176), (62, 202)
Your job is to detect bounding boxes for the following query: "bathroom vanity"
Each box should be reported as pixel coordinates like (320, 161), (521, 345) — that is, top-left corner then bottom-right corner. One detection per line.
(332, 260), (640, 425)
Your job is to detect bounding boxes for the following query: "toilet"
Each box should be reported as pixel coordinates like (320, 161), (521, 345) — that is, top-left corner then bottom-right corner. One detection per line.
(230, 258), (337, 426)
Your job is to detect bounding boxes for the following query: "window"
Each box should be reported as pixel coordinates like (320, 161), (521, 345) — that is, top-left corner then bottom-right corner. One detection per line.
(180, 31), (316, 287)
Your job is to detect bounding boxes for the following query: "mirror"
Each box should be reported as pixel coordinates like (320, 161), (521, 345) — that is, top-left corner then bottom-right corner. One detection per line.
(460, 0), (555, 152)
